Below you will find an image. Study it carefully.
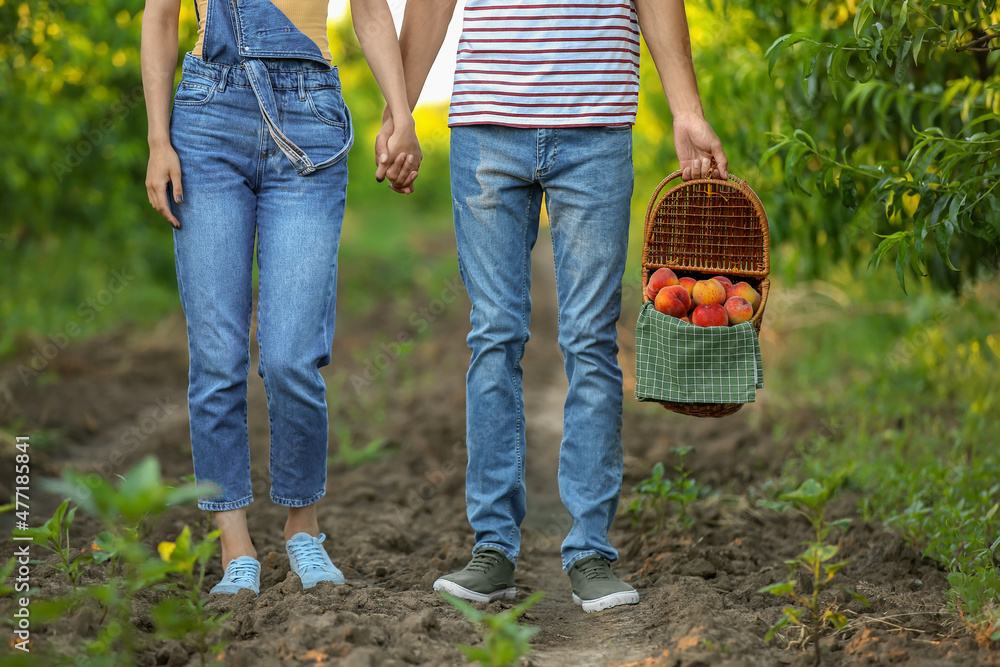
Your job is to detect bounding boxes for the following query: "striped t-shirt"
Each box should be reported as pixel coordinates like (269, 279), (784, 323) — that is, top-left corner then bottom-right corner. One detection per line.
(447, 1), (641, 128)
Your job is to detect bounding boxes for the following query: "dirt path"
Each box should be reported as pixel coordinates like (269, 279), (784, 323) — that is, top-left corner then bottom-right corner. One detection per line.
(519, 231), (662, 666)
(2, 230), (998, 666)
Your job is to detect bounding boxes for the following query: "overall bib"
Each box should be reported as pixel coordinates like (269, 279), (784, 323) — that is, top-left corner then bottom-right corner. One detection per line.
(169, 0), (352, 511)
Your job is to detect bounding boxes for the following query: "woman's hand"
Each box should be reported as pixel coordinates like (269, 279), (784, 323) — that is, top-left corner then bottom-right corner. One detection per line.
(375, 109), (421, 194)
(146, 143), (183, 228)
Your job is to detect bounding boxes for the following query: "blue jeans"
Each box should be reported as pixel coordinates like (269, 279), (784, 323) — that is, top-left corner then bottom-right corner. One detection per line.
(450, 125), (634, 572)
(169, 53), (352, 511)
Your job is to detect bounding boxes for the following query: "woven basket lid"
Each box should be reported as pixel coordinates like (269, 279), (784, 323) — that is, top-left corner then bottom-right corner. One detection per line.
(643, 172), (770, 280)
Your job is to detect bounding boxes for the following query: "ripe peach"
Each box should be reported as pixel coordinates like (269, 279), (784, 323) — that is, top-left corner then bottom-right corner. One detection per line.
(725, 296), (753, 325)
(711, 276), (733, 292)
(680, 316), (691, 324)
(729, 282), (761, 312)
(646, 268), (678, 300)
(663, 284), (690, 311)
(654, 287), (687, 318)
(678, 276), (697, 298)
(692, 278), (727, 307)
(691, 303), (729, 327)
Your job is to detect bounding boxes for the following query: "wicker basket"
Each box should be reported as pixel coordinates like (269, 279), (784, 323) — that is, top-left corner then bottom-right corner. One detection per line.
(641, 171), (771, 418)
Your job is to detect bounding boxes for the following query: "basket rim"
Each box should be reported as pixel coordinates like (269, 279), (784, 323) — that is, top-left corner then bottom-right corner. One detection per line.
(642, 171), (771, 279)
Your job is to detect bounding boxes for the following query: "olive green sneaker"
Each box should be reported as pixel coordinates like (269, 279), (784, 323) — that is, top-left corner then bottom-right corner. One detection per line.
(433, 548), (516, 602)
(569, 555), (639, 612)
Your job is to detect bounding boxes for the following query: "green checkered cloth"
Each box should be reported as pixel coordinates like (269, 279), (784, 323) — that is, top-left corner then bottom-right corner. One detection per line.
(635, 300), (763, 404)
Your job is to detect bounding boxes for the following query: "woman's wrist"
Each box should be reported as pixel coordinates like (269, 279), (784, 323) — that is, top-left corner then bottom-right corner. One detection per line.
(148, 133), (173, 151)
(389, 108), (415, 131)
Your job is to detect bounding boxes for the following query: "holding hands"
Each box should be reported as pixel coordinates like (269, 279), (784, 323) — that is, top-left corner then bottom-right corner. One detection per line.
(374, 108), (421, 194)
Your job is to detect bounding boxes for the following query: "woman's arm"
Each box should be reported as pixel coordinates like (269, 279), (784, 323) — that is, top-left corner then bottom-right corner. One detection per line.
(141, 0), (184, 227)
(374, 0), (458, 190)
(350, 0), (421, 193)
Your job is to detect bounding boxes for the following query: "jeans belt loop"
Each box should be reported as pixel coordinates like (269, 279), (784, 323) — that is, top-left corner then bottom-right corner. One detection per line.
(218, 65), (231, 93)
(298, 72), (306, 102)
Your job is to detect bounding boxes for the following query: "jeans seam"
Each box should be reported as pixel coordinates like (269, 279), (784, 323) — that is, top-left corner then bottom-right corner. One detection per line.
(550, 128), (559, 173)
(199, 493), (253, 512)
(475, 542), (518, 569)
(272, 486), (325, 507)
(507, 185), (534, 548)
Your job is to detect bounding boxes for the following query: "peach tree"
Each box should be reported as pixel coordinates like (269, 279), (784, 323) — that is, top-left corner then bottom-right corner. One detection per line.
(758, 0), (999, 289)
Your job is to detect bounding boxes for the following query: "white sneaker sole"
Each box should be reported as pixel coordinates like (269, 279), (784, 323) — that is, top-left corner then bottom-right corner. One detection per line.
(573, 590), (639, 612)
(433, 578), (517, 603)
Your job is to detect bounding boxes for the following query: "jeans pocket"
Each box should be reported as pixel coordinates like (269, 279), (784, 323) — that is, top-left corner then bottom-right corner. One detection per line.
(173, 79), (218, 107)
(306, 87), (347, 128)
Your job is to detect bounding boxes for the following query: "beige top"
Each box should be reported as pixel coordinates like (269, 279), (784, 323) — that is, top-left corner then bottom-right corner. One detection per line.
(191, 0), (332, 62)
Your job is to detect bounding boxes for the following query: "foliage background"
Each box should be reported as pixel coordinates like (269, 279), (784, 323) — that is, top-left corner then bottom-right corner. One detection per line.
(2, 0), (998, 354)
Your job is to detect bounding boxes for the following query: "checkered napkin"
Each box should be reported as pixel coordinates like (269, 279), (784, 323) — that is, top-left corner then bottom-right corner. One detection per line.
(635, 300), (763, 404)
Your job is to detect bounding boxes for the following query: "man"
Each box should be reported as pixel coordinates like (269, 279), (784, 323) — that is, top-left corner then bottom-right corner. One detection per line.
(377, 0), (728, 612)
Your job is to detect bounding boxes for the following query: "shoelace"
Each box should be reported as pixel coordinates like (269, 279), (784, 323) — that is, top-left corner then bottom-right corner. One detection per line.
(226, 559), (259, 585)
(466, 550), (504, 573)
(576, 557), (613, 581)
(288, 534), (331, 572)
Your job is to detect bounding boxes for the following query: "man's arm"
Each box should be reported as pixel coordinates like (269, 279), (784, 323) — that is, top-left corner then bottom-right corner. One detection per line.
(375, 0), (459, 190)
(634, 0), (728, 181)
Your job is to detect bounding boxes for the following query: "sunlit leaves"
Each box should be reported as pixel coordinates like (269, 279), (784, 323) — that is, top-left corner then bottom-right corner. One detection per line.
(753, 0), (999, 289)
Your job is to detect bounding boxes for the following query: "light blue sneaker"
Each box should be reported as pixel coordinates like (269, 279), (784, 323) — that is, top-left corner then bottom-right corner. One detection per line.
(210, 555), (261, 595)
(286, 532), (345, 588)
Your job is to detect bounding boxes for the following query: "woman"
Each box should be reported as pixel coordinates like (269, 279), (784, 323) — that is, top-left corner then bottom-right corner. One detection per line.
(140, 0), (419, 594)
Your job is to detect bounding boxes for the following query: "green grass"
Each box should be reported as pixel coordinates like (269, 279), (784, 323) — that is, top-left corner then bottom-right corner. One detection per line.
(2, 199), (457, 362)
(765, 265), (1000, 640)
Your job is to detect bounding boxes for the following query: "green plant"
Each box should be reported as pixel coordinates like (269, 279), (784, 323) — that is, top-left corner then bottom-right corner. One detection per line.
(19, 456), (216, 666)
(758, 478), (867, 666)
(628, 446), (707, 530)
(329, 424), (391, 468)
(153, 527), (231, 666)
(947, 563), (1000, 645)
(17, 499), (110, 587)
(440, 591), (544, 667)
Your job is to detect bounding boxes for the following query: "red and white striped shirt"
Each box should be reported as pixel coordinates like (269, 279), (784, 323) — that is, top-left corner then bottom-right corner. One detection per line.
(448, 1), (641, 128)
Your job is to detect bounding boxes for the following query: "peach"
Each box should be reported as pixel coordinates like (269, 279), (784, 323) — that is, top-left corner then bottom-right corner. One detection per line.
(711, 276), (734, 292)
(729, 282), (761, 312)
(678, 276), (697, 298)
(691, 303), (729, 327)
(646, 268), (678, 300)
(680, 316), (691, 324)
(654, 287), (687, 318)
(725, 296), (753, 325)
(663, 284), (690, 311)
(692, 278), (727, 307)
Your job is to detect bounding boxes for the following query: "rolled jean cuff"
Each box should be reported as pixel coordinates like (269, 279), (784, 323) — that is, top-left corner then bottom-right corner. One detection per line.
(474, 542), (518, 569)
(271, 487), (326, 508)
(198, 494), (254, 512)
(564, 549), (612, 573)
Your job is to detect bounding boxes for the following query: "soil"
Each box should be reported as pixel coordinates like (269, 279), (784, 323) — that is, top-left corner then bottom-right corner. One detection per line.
(1, 231), (994, 666)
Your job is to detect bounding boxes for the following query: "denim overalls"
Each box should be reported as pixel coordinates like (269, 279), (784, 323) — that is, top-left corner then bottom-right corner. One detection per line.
(169, 0), (352, 512)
